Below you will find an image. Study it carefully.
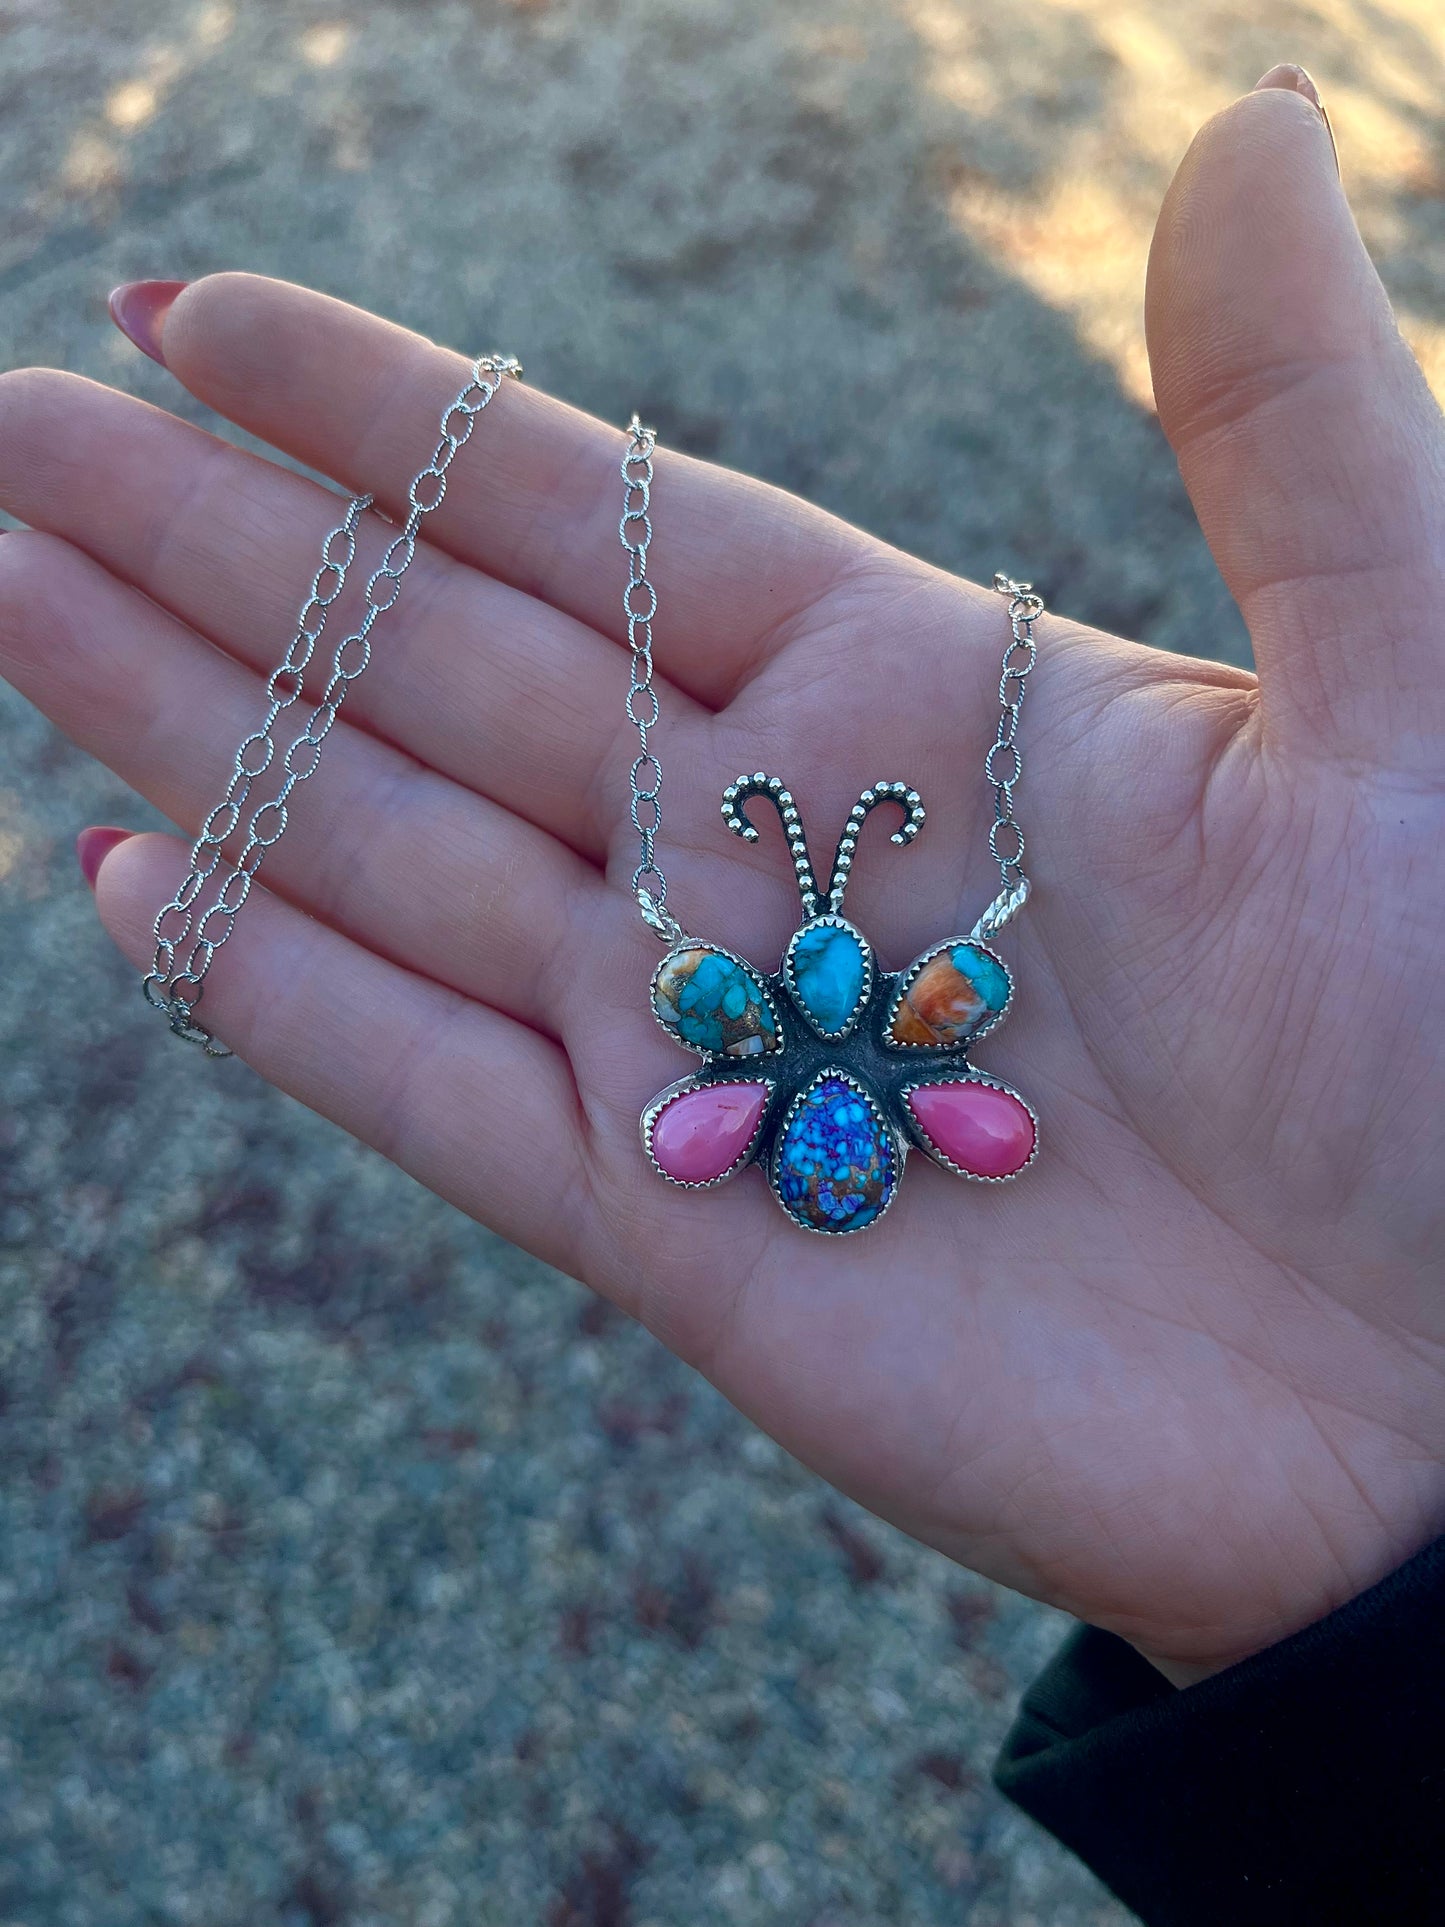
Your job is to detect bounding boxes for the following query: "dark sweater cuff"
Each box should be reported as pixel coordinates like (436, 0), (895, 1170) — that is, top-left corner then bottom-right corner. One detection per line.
(994, 1535), (1445, 1926)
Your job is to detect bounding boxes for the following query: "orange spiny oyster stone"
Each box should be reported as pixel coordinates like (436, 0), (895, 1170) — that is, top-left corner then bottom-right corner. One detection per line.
(890, 943), (1010, 1047)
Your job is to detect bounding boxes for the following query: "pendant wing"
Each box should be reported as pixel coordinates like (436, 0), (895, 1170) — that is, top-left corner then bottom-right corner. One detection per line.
(884, 938), (1013, 1050)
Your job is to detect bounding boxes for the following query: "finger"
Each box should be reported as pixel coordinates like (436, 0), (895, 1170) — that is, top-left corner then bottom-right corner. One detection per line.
(123, 272), (860, 706)
(1146, 70), (1445, 772)
(0, 529), (615, 1037)
(89, 830), (609, 1284)
(0, 367), (701, 863)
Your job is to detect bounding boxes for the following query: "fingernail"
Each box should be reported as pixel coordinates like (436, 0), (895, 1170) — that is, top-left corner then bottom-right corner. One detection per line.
(107, 280), (188, 365)
(76, 826), (134, 890)
(1253, 63), (1340, 178)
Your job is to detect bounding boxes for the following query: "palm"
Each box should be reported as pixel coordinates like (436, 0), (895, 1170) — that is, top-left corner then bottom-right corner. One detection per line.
(587, 564), (1442, 1677)
(2, 86), (1441, 1681)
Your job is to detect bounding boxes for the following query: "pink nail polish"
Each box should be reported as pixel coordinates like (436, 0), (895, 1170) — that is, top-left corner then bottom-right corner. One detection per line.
(76, 826), (133, 890)
(107, 280), (188, 366)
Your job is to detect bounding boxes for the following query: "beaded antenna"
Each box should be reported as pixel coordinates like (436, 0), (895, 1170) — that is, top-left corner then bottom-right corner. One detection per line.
(619, 417), (1043, 1235)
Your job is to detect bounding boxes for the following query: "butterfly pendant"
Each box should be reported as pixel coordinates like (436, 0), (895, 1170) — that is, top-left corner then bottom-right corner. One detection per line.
(640, 774), (1038, 1235)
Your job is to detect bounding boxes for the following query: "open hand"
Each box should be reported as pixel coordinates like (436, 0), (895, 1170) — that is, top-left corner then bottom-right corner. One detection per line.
(2, 75), (1441, 1684)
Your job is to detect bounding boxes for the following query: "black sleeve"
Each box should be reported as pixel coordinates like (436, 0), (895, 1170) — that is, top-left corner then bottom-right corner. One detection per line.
(993, 1534), (1445, 1926)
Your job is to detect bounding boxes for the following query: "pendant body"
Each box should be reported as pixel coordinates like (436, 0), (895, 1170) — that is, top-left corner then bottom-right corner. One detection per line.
(642, 805), (1038, 1234)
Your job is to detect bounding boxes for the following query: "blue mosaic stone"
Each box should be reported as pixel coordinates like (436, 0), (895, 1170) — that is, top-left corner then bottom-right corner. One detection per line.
(654, 946), (780, 1057)
(774, 1074), (896, 1233)
(789, 920), (867, 1034)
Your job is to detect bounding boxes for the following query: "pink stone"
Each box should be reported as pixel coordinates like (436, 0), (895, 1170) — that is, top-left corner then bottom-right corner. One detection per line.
(650, 1082), (769, 1184)
(908, 1081), (1035, 1179)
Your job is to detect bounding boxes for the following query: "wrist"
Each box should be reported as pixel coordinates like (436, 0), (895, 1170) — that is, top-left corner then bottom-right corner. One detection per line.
(1134, 1650), (1226, 1689)
(1128, 1515), (1445, 1690)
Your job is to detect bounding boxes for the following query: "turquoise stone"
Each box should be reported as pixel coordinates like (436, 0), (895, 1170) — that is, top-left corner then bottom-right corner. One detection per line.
(654, 946), (780, 1058)
(774, 1075), (896, 1233)
(956, 944), (1010, 1013)
(789, 920), (867, 1034)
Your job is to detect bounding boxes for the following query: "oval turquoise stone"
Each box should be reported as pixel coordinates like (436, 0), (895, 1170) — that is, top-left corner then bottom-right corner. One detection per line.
(774, 1075), (896, 1233)
(789, 920), (867, 1034)
(654, 946), (780, 1057)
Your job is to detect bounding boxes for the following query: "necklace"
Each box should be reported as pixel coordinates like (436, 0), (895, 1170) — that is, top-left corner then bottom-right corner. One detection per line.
(142, 365), (1041, 1243)
(142, 354), (523, 1051)
(620, 417), (1043, 1235)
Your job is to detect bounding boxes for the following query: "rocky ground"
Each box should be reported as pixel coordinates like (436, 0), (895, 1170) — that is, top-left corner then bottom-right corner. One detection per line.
(2, 1), (1442, 1921)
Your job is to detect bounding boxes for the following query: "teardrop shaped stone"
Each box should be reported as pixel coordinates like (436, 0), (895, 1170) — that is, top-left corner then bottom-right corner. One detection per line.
(789, 920), (868, 1034)
(650, 1082), (769, 1184)
(654, 947), (780, 1057)
(890, 942), (1011, 1047)
(908, 1080), (1035, 1178)
(774, 1075), (896, 1233)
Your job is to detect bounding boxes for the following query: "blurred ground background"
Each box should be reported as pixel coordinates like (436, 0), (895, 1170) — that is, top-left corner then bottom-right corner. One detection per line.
(1, 2), (1443, 1923)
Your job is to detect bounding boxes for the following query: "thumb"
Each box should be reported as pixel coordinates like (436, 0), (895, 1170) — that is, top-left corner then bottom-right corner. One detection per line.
(1146, 66), (1445, 776)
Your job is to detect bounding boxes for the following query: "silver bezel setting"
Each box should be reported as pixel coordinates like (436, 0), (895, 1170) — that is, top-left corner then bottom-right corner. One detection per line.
(641, 1073), (776, 1189)
(781, 914), (875, 1043)
(883, 937), (1014, 1052)
(900, 1069), (1039, 1184)
(649, 939), (784, 1064)
(769, 1067), (908, 1236)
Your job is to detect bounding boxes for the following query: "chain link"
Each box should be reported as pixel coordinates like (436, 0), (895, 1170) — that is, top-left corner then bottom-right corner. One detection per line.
(143, 353), (524, 1052)
(969, 573), (1045, 943)
(619, 415), (683, 944)
(615, 423), (1041, 948)
(145, 356), (1038, 1048)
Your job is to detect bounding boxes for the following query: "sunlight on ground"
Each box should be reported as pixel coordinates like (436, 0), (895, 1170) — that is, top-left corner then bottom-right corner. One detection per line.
(103, 44), (184, 131)
(192, 1), (235, 46)
(298, 22), (352, 68)
(43, 5), (363, 218)
(0, 829), (25, 887)
(59, 128), (123, 197)
(26, 0), (1445, 409)
(908, 0), (1445, 407)
(0, 789), (36, 891)
(104, 80), (160, 130)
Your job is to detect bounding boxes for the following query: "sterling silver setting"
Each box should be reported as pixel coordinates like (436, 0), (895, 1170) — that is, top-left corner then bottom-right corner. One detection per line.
(648, 938), (784, 1062)
(900, 1069), (1040, 1184)
(615, 418), (1047, 1237)
(636, 770), (1041, 1234)
(769, 1066), (908, 1236)
(781, 913), (875, 1043)
(641, 1072), (778, 1189)
(883, 935), (1016, 1051)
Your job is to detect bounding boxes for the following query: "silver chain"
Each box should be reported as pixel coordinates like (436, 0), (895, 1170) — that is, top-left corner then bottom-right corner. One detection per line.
(617, 422), (1042, 948)
(143, 352), (524, 1053)
(968, 573), (1045, 942)
(619, 414), (683, 944)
